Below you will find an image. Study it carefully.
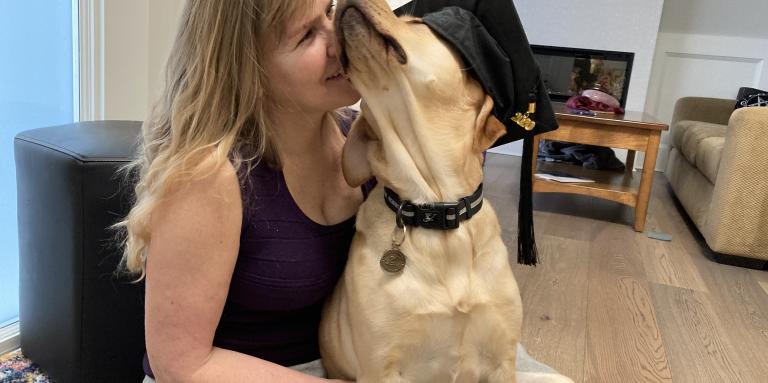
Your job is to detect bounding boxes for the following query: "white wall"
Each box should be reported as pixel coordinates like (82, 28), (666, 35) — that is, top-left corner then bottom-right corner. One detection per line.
(516, 0), (664, 113)
(660, 0), (768, 40)
(95, 0), (184, 121)
(147, 0), (186, 110)
(101, 1), (148, 120)
(644, 0), (768, 170)
(489, 0), (665, 157)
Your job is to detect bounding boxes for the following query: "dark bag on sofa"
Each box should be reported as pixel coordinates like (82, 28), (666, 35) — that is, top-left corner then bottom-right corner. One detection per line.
(735, 87), (768, 109)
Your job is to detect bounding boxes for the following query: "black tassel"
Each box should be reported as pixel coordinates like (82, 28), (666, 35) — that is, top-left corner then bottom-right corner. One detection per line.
(517, 134), (538, 266)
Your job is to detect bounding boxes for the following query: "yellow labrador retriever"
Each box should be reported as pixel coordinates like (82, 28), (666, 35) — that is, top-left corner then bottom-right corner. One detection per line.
(320, 1), (570, 382)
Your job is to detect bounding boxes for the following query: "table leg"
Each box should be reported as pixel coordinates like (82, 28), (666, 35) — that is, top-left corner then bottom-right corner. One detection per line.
(635, 132), (661, 232)
(625, 150), (636, 174)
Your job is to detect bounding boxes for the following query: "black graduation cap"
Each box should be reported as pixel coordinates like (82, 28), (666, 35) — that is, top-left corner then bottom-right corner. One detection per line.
(395, 0), (559, 266)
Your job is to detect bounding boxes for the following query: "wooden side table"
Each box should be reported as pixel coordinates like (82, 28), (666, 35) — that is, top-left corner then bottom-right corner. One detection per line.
(531, 103), (669, 232)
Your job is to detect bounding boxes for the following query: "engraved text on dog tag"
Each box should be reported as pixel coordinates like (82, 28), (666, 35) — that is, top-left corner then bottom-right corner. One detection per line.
(380, 249), (406, 273)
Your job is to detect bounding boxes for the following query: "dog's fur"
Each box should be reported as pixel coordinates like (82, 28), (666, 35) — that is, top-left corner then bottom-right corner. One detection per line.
(319, 1), (568, 382)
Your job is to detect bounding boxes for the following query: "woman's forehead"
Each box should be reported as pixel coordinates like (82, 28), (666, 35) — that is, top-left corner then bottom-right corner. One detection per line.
(255, 0), (310, 46)
(284, 0), (331, 34)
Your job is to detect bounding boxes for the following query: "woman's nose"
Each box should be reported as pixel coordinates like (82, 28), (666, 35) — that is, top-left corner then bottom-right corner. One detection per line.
(324, 20), (338, 58)
(328, 39), (339, 59)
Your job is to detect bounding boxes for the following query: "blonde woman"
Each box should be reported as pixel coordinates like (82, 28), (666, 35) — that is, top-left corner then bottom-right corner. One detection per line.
(117, 0), (366, 381)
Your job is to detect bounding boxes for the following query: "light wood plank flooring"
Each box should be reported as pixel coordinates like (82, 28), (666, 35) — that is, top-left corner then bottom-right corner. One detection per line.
(483, 153), (768, 383)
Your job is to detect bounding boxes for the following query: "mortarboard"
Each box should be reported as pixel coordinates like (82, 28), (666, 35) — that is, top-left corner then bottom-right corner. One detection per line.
(394, 0), (559, 266)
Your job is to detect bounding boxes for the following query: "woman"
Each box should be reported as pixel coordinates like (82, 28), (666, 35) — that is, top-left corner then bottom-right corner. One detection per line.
(116, 0), (365, 381)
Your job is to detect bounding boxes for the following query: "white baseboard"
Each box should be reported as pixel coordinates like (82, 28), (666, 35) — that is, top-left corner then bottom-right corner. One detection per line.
(487, 141), (523, 156)
(0, 321), (20, 355)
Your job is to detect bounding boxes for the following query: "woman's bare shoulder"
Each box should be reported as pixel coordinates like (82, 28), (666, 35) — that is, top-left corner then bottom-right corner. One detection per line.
(151, 151), (242, 234)
(171, 151), (240, 200)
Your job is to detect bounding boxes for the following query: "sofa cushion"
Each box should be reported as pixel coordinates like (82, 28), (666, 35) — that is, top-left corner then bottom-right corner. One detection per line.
(672, 120), (727, 161)
(695, 136), (725, 184)
(671, 120), (727, 184)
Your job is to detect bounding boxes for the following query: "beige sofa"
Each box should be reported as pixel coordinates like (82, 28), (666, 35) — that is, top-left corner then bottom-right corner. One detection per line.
(665, 97), (768, 264)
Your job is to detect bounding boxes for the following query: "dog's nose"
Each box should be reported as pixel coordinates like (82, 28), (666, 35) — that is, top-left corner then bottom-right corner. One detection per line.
(335, 0), (408, 66)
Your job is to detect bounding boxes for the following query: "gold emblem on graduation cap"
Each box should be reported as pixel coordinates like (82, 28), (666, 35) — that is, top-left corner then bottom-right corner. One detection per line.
(511, 101), (537, 131)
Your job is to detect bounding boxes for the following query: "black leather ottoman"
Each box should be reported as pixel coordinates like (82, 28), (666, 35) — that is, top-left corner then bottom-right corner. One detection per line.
(14, 121), (145, 383)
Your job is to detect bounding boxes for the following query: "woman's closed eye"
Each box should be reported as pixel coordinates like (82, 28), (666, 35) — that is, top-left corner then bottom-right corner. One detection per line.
(299, 28), (315, 45)
(296, 1), (336, 47)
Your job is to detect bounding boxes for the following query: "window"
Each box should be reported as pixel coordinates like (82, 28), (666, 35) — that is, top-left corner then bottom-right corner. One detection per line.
(0, 1), (79, 327)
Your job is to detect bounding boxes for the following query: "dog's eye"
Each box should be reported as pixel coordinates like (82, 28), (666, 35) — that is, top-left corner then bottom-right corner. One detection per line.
(382, 34), (407, 65)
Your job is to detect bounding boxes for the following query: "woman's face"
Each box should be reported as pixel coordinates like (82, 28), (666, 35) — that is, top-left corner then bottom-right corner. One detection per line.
(265, 0), (360, 115)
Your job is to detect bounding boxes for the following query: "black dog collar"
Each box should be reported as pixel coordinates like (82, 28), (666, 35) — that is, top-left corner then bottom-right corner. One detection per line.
(384, 184), (483, 230)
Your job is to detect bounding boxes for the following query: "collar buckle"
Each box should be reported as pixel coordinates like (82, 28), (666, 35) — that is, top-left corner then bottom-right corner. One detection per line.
(383, 184), (483, 231)
(417, 202), (460, 230)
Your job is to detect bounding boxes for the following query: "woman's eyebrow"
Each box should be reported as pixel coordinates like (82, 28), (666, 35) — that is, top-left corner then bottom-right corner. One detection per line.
(286, 1), (334, 40)
(287, 23), (310, 40)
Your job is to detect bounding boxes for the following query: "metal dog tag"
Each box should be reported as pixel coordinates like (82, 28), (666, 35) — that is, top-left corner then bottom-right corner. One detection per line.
(380, 249), (406, 273)
(382, 211), (407, 273)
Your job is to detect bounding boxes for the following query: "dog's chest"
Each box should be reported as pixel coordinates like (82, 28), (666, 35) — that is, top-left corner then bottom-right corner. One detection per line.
(379, 291), (519, 383)
(355, 194), (516, 314)
(347, 192), (522, 381)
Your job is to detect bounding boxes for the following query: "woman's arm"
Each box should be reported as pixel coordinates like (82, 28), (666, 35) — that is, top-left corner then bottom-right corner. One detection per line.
(144, 155), (347, 383)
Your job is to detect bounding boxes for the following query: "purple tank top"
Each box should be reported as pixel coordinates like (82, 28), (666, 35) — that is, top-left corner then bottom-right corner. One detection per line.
(144, 112), (372, 377)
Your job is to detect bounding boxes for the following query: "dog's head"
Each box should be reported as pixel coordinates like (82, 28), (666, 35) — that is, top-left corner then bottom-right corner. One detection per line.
(336, 0), (506, 201)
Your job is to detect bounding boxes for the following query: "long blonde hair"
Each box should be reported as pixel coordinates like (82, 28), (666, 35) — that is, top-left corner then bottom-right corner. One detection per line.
(115, 0), (315, 280)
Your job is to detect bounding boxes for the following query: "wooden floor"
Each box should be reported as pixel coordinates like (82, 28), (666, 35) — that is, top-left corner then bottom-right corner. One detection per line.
(483, 153), (768, 383)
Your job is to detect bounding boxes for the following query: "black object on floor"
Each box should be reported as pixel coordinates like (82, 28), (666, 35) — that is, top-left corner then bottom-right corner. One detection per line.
(15, 121), (145, 383)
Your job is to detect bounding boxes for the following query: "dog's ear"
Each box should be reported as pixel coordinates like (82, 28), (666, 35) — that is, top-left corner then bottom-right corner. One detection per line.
(342, 115), (374, 187)
(473, 95), (507, 153)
